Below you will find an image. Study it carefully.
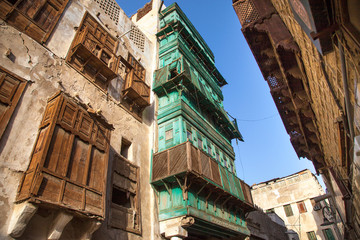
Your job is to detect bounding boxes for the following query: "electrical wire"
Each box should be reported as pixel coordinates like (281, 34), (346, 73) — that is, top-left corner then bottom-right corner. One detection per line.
(236, 113), (278, 122)
(236, 140), (245, 181)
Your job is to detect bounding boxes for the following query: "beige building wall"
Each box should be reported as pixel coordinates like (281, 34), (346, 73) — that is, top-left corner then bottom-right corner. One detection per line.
(0, 0), (162, 239)
(252, 170), (338, 240)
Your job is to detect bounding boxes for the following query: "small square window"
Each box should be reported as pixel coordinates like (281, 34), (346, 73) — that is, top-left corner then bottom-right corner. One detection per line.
(187, 130), (192, 140)
(198, 136), (203, 149)
(112, 187), (133, 208)
(207, 144), (212, 155)
(266, 208), (275, 213)
(306, 231), (317, 240)
(284, 204), (293, 217)
(297, 201), (307, 213)
(165, 129), (173, 141)
(121, 138), (131, 159)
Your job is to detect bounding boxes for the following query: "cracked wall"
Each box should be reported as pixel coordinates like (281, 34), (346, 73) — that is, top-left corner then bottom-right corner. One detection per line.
(0, 0), (162, 239)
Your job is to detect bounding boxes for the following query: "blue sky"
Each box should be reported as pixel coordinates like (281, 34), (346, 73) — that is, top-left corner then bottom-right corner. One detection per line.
(116, 0), (323, 187)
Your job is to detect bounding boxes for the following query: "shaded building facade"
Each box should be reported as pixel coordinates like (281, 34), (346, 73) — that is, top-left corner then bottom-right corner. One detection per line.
(0, 0), (160, 239)
(232, 0), (360, 239)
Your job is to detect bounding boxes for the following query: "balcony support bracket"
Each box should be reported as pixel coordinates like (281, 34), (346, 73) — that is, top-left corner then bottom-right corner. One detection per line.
(161, 180), (172, 201)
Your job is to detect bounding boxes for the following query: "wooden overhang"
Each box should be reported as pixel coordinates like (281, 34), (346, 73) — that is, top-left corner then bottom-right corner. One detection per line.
(66, 12), (120, 85)
(16, 92), (112, 219)
(152, 141), (255, 213)
(154, 58), (243, 141)
(235, 0), (325, 171)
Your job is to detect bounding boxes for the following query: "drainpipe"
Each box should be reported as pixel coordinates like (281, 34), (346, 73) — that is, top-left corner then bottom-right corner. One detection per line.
(338, 33), (355, 140)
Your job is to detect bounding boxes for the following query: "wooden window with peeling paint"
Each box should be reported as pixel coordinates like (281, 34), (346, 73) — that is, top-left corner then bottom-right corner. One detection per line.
(0, 66), (27, 140)
(16, 92), (112, 218)
(66, 12), (120, 92)
(284, 204), (293, 217)
(109, 153), (141, 234)
(297, 201), (307, 213)
(0, 0), (70, 43)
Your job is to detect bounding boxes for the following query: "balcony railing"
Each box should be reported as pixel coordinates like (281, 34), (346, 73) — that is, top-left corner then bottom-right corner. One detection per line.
(152, 141), (254, 210)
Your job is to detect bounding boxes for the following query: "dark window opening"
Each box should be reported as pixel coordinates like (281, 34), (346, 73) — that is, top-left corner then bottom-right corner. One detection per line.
(112, 187), (132, 208)
(121, 138), (131, 159)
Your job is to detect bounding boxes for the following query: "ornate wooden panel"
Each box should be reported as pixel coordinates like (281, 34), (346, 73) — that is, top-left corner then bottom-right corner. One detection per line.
(66, 12), (120, 91)
(122, 53), (150, 108)
(17, 92), (111, 218)
(210, 158), (221, 186)
(152, 151), (168, 181)
(0, 66), (27, 140)
(0, 0), (70, 43)
(200, 151), (211, 180)
(169, 143), (187, 175)
(152, 142), (254, 208)
(190, 144), (200, 174)
(220, 167), (230, 193)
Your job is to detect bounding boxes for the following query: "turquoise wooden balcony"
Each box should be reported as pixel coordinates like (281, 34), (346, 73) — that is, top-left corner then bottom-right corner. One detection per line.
(152, 141), (254, 238)
(154, 57), (243, 141)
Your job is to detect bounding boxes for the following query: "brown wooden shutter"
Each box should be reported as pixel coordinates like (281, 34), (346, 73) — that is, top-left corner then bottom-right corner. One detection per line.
(121, 53), (150, 109)
(17, 92), (112, 218)
(0, 0), (70, 43)
(66, 12), (120, 91)
(109, 154), (141, 234)
(0, 66), (27, 140)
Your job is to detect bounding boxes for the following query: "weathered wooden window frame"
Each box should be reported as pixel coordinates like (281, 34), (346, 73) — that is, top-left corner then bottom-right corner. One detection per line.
(283, 204), (293, 217)
(109, 153), (141, 234)
(0, 0), (70, 44)
(297, 201), (307, 213)
(66, 11), (120, 92)
(16, 91), (112, 218)
(0, 66), (27, 140)
(121, 53), (150, 110)
(306, 231), (318, 240)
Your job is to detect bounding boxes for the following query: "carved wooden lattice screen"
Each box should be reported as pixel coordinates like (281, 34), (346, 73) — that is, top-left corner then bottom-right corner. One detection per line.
(0, 0), (70, 43)
(110, 153), (141, 234)
(17, 92), (111, 218)
(122, 53), (150, 107)
(66, 12), (120, 91)
(0, 66), (27, 140)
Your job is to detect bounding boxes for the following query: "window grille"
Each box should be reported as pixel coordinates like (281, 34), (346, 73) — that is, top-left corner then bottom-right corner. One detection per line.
(232, 0), (259, 26)
(95, 0), (120, 25)
(129, 25), (145, 52)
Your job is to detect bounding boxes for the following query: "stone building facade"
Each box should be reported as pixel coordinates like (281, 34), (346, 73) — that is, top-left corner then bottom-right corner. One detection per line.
(0, 0), (161, 239)
(233, 0), (360, 239)
(0, 0), (255, 239)
(252, 170), (339, 240)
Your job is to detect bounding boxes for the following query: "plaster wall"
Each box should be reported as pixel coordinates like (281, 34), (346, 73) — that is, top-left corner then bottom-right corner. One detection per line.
(0, 0), (160, 239)
(252, 170), (338, 240)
